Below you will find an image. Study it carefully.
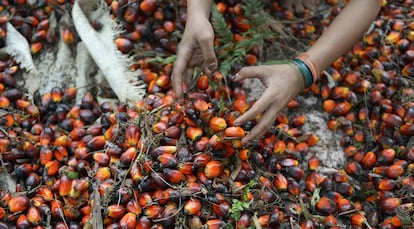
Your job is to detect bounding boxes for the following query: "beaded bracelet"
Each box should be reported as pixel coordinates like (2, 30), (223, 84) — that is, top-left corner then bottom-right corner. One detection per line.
(291, 58), (313, 89)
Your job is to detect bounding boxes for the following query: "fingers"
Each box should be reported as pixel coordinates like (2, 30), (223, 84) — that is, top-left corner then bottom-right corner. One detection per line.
(172, 46), (193, 103)
(241, 105), (279, 144)
(233, 66), (265, 82)
(198, 35), (217, 76)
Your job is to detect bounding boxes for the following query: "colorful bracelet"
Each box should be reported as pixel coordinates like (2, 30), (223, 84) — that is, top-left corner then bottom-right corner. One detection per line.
(295, 53), (320, 84)
(291, 59), (313, 89)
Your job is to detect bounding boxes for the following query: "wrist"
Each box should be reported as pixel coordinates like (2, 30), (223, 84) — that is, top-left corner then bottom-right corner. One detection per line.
(187, 0), (213, 19)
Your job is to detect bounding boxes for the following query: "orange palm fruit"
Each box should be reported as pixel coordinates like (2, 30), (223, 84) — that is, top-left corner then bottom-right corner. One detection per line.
(126, 200), (142, 215)
(31, 42), (43, 55)
(58, 174), (72, 197)
(0, 207), (5, 220)
(350, 212), (367, 226)
(385, 31), (401, 44)
(119, 212), (137, 229)
(39, 146), (53, 165)
(8, 195), (29, 213)
(53, 146), (68, 162)
(95, 167), (111, 181)
(184, 198), (201, 216)
(274, 173), (288, 191)
(322, 99), (335, 113)
(86, 135), (106, 151)
(44, 160), (60, 176)
(204, 160), (224, 179)
(209, 117), (227, 132)
(197, 75), (209, 90)
(186, 126), (203, 141)
(224, 126), (245, 138)
(124, 125), (140, 147)
(233, 98), (248, 114)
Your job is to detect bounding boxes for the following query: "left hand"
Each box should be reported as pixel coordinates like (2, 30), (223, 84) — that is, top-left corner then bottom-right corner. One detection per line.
(232, 63), (304, 144)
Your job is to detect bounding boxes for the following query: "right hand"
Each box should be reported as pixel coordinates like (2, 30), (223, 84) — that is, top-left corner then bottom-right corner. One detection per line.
(172, 15), (218, 104)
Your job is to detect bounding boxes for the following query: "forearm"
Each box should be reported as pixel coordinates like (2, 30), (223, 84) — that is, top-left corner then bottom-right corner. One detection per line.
(187, 0), (213, 19)
(307, 0), (382, 72)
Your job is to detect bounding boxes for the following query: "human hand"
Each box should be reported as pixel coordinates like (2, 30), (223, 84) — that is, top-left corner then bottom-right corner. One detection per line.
(172, 15), (218, 104)
(232, 63), (304, 144)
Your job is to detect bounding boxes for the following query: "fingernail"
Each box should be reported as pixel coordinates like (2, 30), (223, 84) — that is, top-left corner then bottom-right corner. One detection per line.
(209, 64), (217, 72)
(230, 73), (240, 81)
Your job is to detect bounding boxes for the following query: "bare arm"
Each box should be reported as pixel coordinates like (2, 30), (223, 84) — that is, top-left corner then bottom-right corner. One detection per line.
(307, 0), (382, 71)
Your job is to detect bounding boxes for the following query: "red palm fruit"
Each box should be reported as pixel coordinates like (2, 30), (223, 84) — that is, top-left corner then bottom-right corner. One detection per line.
(287, 179), (300, 196)
(16, 214), (30, 228)
(206, 219), (226, 229)
(276, 112), (289, 124)
(44, 160), (60, 176)
(322, 99), (335, 113)
(193, 99), (210, 113)
(124, 125), (140, 147)
(95, 167), (111, 181)
(86, 135), (106, 151)
(15, 99), (31, 110)
(0, 96), (9, 108)
(120, 147), (137, 166)
(272, 140), (286, 155)
(39, 146), (53, 165)
(0, 207), (5, 220)
(186, 126), (203, 141)
(378, 148), (395, 164)
(184, 198), (201, 216)
(377, 179), (396, 191)
(337, 198), (353, 213)
(197, 75), (209, 90)
(400, 123), (414, 136)
(115, 37), (133, 54)
(308, 156), (320, 171)
(152, 121), (167, 134)
(107, 204), (126, 219)
(53, 146), (68, 162)
(324, 215), (338, 227)
(381, 197), (401, 211)
(150, 146), (176, 158)
(158, 153), (178, 168)
(244, 53), (257, 65)
(140, 0), (156, 12)
(361, 151), (376, 169)
(8, 195), (29, 213)
(204, 160), (224, 179)
(93, 152), (110, 167)
(385, 164), (404, 179)
(332, 101), (351, 116)
(274, 173), (288, 191)
(126, 200), (141, 215)
(317, 197), (337, 215)
(119, 212), (136, 229)
(212, 200), (231, 217)
(124, 3), (138, 23)
(163, 168), (184, 184)
(164, 125), (181, 139)
(209, 117), (227, 132)
(382, 113), (403, 128)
